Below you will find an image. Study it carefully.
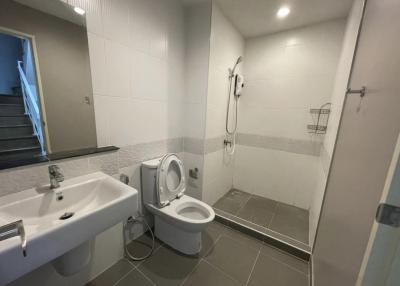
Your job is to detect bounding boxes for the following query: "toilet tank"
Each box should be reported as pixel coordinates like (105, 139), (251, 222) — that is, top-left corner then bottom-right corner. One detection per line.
(141, 157), (162, 206)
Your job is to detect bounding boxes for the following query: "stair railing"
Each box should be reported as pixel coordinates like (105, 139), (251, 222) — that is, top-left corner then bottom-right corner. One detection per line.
(17, 61), (45, 155)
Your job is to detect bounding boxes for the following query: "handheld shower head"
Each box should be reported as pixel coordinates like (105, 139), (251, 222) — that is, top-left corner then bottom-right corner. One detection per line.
(230, 56), (243, 78)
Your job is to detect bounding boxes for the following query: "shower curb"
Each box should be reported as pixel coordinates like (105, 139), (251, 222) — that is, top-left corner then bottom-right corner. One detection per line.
(215, 213), (311, 262)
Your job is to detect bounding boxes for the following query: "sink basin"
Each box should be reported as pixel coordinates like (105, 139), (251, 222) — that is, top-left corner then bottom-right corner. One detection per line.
(0, 172), (138, 285)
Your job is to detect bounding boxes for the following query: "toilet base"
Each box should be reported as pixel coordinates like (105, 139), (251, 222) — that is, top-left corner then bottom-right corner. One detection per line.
(155, 216), (201, 255)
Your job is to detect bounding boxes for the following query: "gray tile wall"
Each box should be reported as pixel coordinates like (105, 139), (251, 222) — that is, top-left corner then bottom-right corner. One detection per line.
(0, 138), (184, 198)
(184, 134), (322, 156)
(237, 133), (322, 157)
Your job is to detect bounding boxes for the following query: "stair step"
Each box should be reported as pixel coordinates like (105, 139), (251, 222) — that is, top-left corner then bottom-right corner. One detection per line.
(0, 149), (43, 163)
(0, 146), (41, 155)
(0, 136), (39, 150)
(0, 104), (25, 116)
(0, 125), (33, 139)
(0, 115), (30, 127)
(0, 95), (23, 104)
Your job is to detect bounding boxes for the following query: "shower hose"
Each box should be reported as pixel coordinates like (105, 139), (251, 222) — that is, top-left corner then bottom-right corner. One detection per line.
(225, 73), (239, 155)
(123, 215), (155, 261)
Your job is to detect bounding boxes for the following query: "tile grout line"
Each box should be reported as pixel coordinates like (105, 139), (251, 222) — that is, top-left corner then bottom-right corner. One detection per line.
(133, 240), (164, 268)
(234, 193), (253, 216)
(267, 201), (280, 228)
(112, 267), (136, 286)
(245, 250), (261, 286)
(178, 258), (204, 286)
(221, 227), (263, 252)
(202, 258), (245, 285)
(179, 228), (225, 286)
(135, 266), (157, 286)
(267, 255), (310, 277)
(200, 233), (243, 283)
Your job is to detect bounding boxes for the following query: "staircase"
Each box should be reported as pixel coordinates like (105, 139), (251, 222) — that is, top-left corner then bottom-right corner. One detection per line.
(0, 94), (42, 162)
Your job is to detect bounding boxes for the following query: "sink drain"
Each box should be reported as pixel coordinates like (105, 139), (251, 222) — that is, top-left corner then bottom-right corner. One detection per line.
(59, 212), (74, 220)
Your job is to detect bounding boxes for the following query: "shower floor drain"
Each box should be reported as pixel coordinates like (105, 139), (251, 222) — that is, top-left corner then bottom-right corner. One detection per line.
(59, 212), (74, 220)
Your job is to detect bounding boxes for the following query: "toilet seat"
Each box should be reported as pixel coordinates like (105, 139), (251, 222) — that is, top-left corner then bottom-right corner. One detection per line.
(146, 195), (215, 232)
(156, 154), (185, 207)
(141, 154), (215, 254)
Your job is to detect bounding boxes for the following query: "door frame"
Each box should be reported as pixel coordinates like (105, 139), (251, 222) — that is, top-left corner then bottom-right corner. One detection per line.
(0, 26), (52, 153)
(356, 133), (400, 285)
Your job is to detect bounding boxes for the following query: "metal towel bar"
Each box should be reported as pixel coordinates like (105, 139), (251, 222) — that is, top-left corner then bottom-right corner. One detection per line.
(0, 220), (27, 257)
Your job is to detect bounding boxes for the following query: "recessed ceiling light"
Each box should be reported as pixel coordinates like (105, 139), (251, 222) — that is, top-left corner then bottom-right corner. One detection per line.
(277, 6), (290, 18)
(74, 6), (85, 15)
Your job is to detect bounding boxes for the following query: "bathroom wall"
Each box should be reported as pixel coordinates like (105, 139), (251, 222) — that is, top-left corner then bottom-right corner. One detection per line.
(309, 2), (365, 246)
(313, 0), (400, 283)
(0, 33), (21, 95)
(234, 19), (346, 211)
(182, 1), (211, 200)
(202, 2), (244, 205)
(1, 0), (187, 285)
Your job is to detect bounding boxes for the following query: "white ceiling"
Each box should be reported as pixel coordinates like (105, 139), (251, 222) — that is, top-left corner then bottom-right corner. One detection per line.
(214, 0), (354, 38)
(15, 0), (86, 26)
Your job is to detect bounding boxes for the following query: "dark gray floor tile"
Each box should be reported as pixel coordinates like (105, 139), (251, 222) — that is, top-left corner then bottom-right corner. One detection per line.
(274, 203), (309, 222)
(126, 232), (162, 266)
(269, 216), (309, 244)
(182, 260), (241, 286)
(199, 222), (225, 258)
(138, 245), (200, 286)
(236, 196), (276, 226)
(86, 259), (134, 286)
(223, 226), (262, 251)
(269, 203), (309, 244)
(205, 236), (259, 284)
(213, 189), (251, 214)
(248, 254), (309, 286)
(260, 244), (309, 274)
(116, 269), (153, 286)
(269, 214), (309, 244)
(248, 195), (278, 212)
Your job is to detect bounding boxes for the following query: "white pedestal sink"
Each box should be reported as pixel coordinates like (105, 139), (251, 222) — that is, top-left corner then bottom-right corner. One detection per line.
(0, 172), (138, 285)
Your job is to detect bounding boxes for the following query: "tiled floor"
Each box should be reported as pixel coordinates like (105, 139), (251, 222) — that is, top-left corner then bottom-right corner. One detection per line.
(87, 222), (309, 286)
(213, 189), (309, 244)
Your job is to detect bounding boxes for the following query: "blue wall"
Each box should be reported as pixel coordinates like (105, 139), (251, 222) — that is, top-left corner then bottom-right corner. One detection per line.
(0, 33), (22, 95)
(22, 39), (37, 87)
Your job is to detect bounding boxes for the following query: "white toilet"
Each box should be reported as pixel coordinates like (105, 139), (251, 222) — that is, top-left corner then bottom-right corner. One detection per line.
(141, 154), (215, 255)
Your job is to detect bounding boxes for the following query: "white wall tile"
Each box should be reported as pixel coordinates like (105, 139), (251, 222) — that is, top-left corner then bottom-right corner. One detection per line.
(92, 94), (110, 147)
(68, 0), (103, 35)
(102, 0), (131, 46)
(183, 152), (204, 200)
(104, 40), (130, 97)
(242, 19), (346, 141)
(233, 145), (316, 209)
(130, 51), (168, 101)
(87, 33), (107, 95)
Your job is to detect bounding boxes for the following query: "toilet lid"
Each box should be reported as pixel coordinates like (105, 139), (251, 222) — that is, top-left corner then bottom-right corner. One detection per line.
(156, 154), (185, 207)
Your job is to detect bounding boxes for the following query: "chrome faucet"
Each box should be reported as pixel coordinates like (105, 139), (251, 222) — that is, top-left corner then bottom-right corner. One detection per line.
(48, 165), (64, 190)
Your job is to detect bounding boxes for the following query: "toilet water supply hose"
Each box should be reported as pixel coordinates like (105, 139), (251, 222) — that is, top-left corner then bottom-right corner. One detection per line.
(123, 216), (155, 261)
(120, 174), (155, 261)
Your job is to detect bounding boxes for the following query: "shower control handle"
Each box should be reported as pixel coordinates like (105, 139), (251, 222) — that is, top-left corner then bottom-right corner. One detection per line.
(224, 139), (232, 147)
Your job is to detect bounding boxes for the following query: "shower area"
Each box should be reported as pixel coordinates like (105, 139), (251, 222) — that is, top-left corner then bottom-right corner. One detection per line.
(182, 0), (363, 252)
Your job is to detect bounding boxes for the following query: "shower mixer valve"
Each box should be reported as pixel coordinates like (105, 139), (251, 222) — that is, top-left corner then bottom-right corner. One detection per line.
(224, 139), (233, 147)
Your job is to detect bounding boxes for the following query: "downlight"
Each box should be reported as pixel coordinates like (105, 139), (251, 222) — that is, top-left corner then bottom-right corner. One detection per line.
(277, 6), (290, 18)
(74, 6), (85, 15)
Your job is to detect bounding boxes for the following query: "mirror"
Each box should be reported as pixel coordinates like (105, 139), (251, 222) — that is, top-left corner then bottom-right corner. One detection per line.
(0, 0), (108, 169)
